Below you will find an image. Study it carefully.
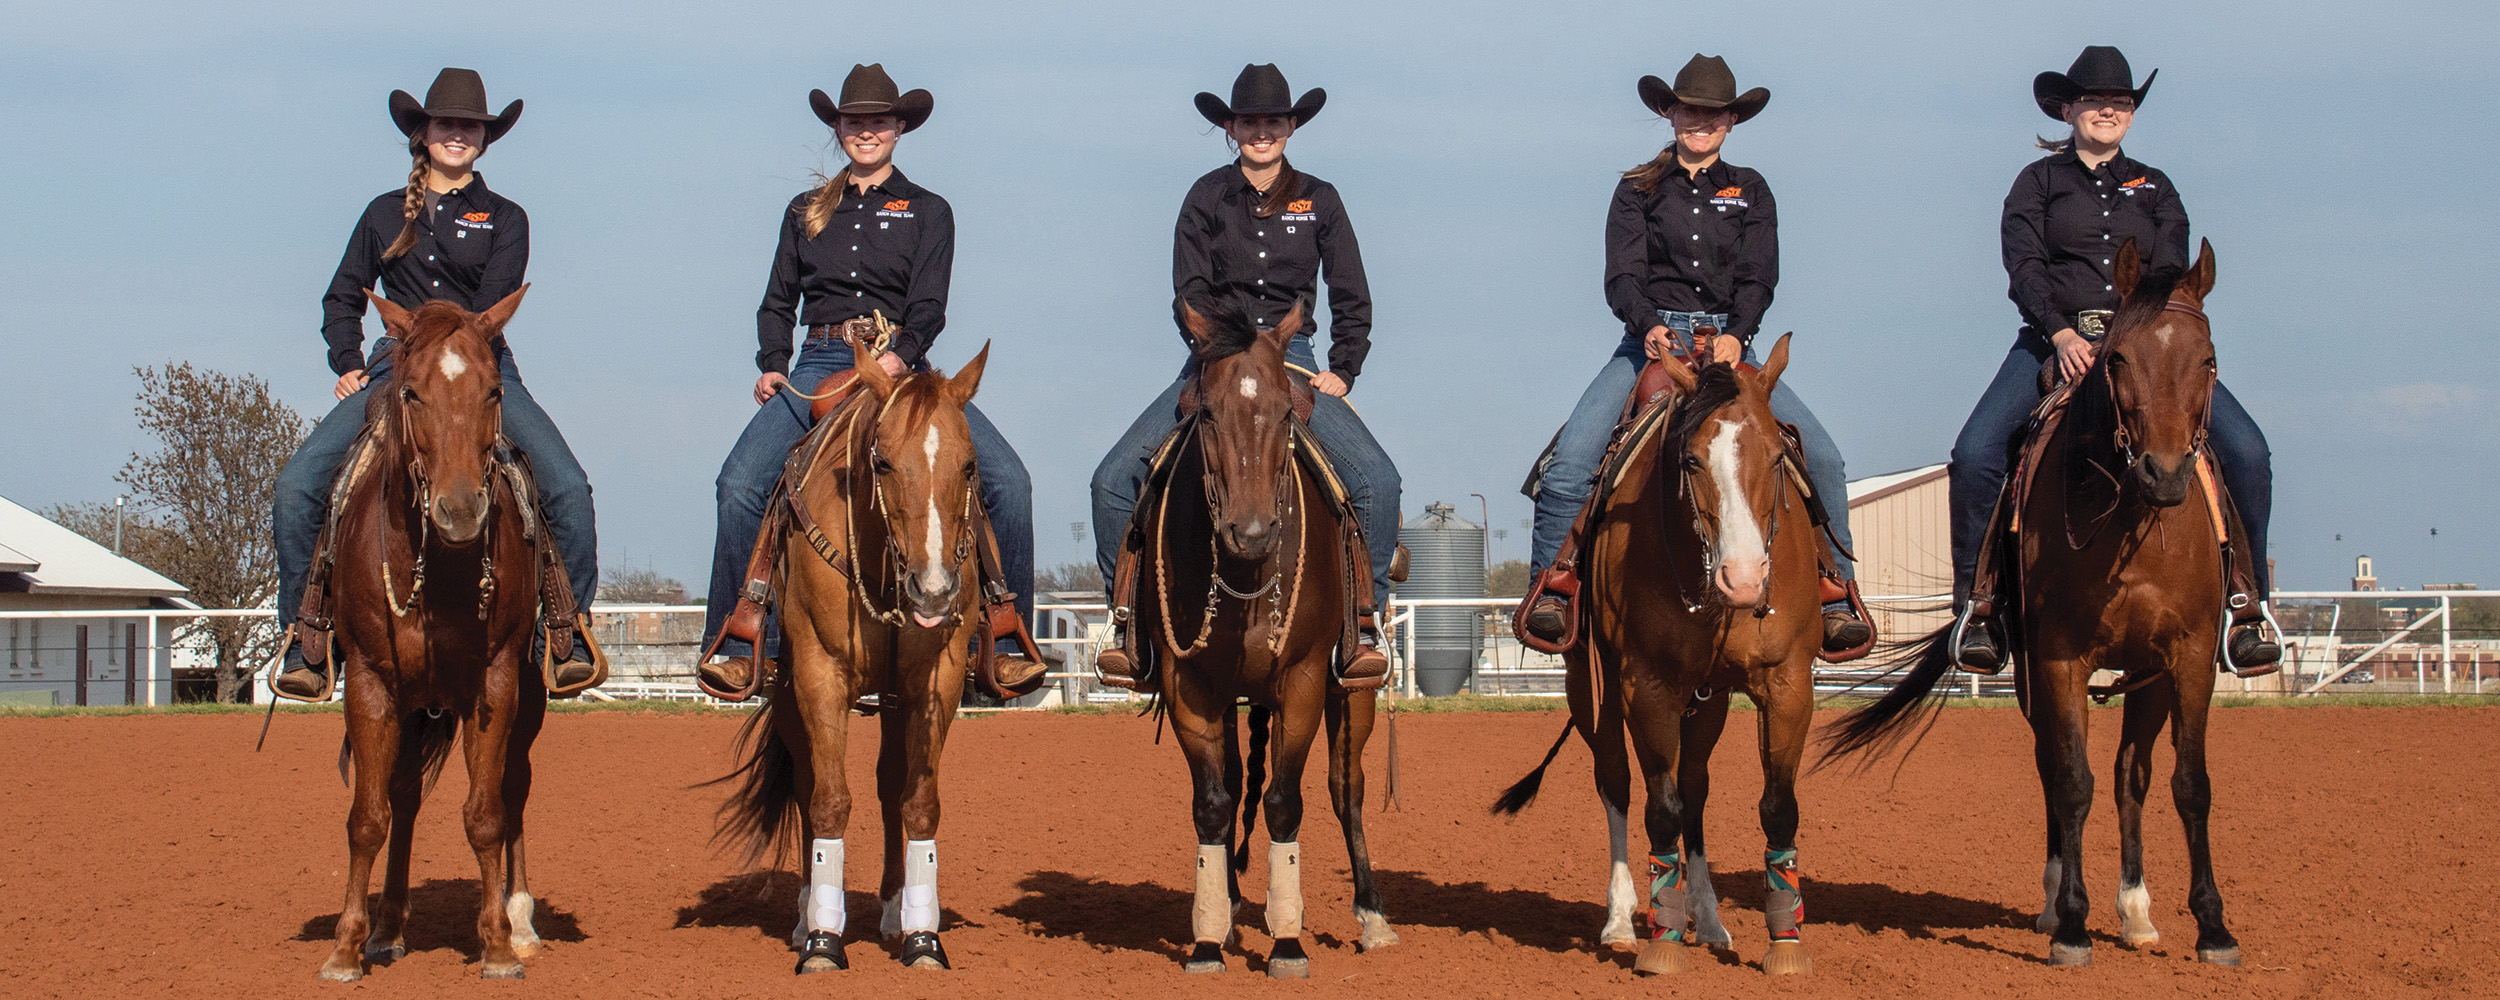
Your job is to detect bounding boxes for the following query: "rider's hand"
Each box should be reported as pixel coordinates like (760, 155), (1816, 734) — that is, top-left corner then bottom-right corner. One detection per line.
(876, 352), (907, 378)
(753, 371), (790, 406)
(2049, 328), (2095, 383)
(1708, 334), (1742, 365)
(1310, 372), (1350, 397)
(333, 370), (368, 401)
(1642, 324), (1675, 360)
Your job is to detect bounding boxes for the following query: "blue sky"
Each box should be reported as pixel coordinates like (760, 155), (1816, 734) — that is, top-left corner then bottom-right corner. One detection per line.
(4, 0), (2494, 593)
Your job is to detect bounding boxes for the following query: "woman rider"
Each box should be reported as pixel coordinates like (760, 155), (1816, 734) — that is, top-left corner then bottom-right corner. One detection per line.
(1521, 54), (1869, 654)
(1088, 63), (1402, 686)
(271, 68), (600, 699)
(697, 64), (1038, 693)
(1949, 46), (2278, 673)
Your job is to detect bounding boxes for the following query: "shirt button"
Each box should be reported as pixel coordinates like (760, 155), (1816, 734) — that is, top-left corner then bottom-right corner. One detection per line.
(1256, 279), (1265, 285)
(431, 281), (439, 287)
(1692, 208), (1700, 214)
(427, 255), (434, 261)
(1257, 252), (1266, 258)
(2102, 234), (2110, 240)
(855, 291), (864, 297)
(2102, 258), (2111, 265)
(854, 224), (862, 229)
(1691, 234), (1699, 241)
(1257, 231), (1265, 237)
(2102, 211), (2110, 217)
(851, 246), (858, 251)
(2104, 284), (2114, 291)
(1691, 261), (1700, 267)
(849, 272), (857, 277)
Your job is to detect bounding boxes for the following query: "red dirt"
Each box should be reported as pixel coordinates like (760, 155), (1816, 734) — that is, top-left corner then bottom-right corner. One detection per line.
(2, 704), (2493, 999)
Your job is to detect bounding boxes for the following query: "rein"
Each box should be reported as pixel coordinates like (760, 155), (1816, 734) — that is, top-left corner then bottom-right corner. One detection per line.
(2068, 297), (2216, 549)
(1152, 384), (1312, 658)
(790, 382), (979, 629)
(378, 355), (502, 623)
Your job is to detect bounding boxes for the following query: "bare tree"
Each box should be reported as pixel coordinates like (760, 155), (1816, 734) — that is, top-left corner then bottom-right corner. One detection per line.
(1034, 561), (1105, 595)
(55, 364), (307, 702)
(1486, 559), (1530, 598)
(600, 563), (688, 605)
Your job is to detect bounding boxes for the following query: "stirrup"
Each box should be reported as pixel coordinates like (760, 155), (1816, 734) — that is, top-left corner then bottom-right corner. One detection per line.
(1337, 614), (1390, 691)
(1092, 609), (1155, 692)
(541, 613), (608, 697)
(1951, 601), (2004, 675)
(268, 626), (336, 703)
(2220, 601), (2282, 678)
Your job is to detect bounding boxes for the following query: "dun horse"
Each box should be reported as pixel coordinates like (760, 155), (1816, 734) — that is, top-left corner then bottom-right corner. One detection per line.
(1824, 240), (2243, 967)
(1135, 300), (1397, 977)
(715, 339), (996, 973)
(1496, 337), (1825, 976)
(318, 289), (553, 981)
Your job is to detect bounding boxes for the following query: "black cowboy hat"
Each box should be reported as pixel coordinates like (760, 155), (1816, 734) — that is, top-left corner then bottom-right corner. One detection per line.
(810, 63), (934, 133)
(389, 68), (522, 142)
(2033, 45), (2156, 121)
(1195, 64), (1326, 128)
(1638, 54), (1769, 123)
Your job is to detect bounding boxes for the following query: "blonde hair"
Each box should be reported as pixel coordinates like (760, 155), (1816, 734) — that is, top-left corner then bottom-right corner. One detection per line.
(800, 165), (855, 239)
(1622, 147), (1679, 194)
(382, 135), (428, 260)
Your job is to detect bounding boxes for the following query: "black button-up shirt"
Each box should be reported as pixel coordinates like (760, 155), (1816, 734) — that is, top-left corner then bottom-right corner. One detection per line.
(320, 175), (528, 376)
(2001, 148), (2186, 339)
(1604, 160), (1777, 344)
(756, 170), (953, 374)
(1173, 165), (1375, 380)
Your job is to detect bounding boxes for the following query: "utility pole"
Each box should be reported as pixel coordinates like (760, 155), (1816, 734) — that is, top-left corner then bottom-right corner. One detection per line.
(113, 496), (126, 556)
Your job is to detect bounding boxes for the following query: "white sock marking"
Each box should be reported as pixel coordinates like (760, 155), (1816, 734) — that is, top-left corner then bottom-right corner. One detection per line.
(900, 840), (939, 934)
(1707, 420), (1767, 566)
(2117, 880), (2158, 945)
(439, 350), (468, 381)
(1601, 798), (1637, 944)
(809, 838), (846, 935)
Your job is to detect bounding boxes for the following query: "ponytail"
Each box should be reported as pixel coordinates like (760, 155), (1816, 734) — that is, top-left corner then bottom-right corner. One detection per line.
(1622, 147), (1676, 194)
(381, 136), (427, 260)
(801, 166), (854, 238)
(2034, 130), (2077, 154)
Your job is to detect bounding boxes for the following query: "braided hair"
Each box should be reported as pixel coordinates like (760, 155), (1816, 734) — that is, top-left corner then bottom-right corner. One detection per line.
(381, 134), (429, 260)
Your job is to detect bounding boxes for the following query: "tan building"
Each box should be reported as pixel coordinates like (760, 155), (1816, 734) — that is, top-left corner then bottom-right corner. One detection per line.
(1844, 463), (1951, 639)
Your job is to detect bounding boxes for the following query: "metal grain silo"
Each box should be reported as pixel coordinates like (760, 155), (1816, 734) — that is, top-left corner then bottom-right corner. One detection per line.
(1397, 502), (1486, 697)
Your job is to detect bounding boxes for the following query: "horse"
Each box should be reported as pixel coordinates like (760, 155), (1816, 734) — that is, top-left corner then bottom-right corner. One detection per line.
(1136, 299), (1398, 977)
(1493, 337), (1825, 976)
(714, 338), (996, 974)
(318, 288), (550, 981)
(1822, 239), (2243, 967)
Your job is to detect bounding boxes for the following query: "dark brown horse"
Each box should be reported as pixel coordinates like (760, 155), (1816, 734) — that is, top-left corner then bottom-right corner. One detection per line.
(715, 340), (995, 974)
(1495, 337), (1823, 976)
(1824, 239), (2242, 967)
(319, 289), (549, 981)
(1137, 300), (1396, 977)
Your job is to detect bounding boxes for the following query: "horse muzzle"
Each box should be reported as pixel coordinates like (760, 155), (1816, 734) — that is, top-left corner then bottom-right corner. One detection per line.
(899, 568), (961, 628)
(429, 487), (492, 543)
(2132, 454), (2194, 508)
(1715, 555), (1769, 608)
(1219, 516), (1281, 561)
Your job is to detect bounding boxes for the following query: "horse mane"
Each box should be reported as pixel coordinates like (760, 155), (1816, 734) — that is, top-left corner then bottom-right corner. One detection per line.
(1185, 296), (1262, 364)
(2104, 269), (2182, 350)
(1663, 362), (1745, 457)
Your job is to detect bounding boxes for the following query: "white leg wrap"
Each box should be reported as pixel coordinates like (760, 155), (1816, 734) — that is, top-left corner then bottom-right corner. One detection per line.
(900, 840), (939, 934)
(809, 838), (846, 935)
(1193, 844), (1230, 944)
(1266, 842), (1304, 940)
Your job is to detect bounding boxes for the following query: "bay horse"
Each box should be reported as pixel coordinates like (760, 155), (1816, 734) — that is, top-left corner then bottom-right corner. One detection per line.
(1138, 300), (1397, 977)
(1494, 336), (1823, 976)
(715, 339), (995, 974)
(320, 288), (550, 981)
(1823, 239), (2242, 967)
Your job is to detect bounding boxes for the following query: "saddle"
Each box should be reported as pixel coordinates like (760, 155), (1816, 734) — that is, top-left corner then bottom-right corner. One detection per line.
(694, 381), (1048, 704)
(280, 413), (608, 702)
(1100, 366), (1390, 693)
(1511, 336), (1872, 660)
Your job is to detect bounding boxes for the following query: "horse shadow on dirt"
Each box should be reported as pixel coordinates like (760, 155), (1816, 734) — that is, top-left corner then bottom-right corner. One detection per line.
(676, 870), (972, 951)
(994, 870), (1192, 959)
(295, 878), (587, 961)
(1701, 863), (2061, 962)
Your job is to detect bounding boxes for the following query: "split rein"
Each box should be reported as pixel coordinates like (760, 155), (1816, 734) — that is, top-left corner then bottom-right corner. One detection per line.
(2068, 298), (2217, 549)
(790, 385), (980, 630)
(379, 384), (503, 623)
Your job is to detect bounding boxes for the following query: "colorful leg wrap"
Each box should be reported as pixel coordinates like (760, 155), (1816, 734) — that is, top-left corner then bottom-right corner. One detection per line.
(1764, 847), (1803, 942)
(1646, 850), (1687, 943)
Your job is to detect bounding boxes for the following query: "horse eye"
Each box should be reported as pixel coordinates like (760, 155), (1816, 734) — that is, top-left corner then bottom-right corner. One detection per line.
(1682, 454), (1704, 472)
(487, 387), (503, 402)
(873, 457), (894, 474)
(400, 387), (419, 403)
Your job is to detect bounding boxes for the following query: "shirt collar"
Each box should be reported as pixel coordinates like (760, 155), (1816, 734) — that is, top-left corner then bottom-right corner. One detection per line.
(851, 168), (920, 200)
(2056, 148), (2135, 178)
(438, 172), (491, 202)
(1666, 157), (1725, 187)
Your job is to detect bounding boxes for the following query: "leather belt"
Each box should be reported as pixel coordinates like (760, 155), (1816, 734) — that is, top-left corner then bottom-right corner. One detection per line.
(805, 316), (886, 342)
(2075, 309), (2116, 342)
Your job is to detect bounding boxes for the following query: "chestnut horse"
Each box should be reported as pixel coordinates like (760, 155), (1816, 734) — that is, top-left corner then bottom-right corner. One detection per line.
(319, 289), (549, 981)
(715, 340), (995, 974)
(1494, 337), (1823, 976)
(1137, 300), (1397, 977)
(1823, 240), (2243, 967)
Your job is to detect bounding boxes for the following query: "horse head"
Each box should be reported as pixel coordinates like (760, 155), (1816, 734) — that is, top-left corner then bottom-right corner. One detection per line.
(849, 335), (989, 628)
(366, 287), (526, 544)
(1655, 334), (1794, 608)
(1181, 297), (1302, 561)
(2102, 238), (2218, 509)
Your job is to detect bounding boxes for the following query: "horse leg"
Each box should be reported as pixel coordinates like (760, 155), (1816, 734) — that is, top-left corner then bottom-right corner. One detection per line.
(2035, 674), (2095, 966)
(790, 638), (856, 974)
(2113, 683), (2169, 948)
(890, 654), (965, 970)
(501, 684), (545, 958)
(1172, 681), (1239, 974)
(1622, 680), (1694, 975)
(320, 700), (400, 982)
(1324, 686), (1398, 952)
(1753, 671), (1816, 976)
(365, 721), (427, 966)
(1259, 694), (1324, 979)
(1575, 645), (1639, 948)
(876, 694), (909, 941)
(2171, 672), (2242, 965)
(1675, 694), (1733, 949)
(459, 696), (524, 979)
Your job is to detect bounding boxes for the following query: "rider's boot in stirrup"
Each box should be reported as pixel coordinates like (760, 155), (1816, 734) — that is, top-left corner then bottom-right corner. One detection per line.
(2224, 598), (2281, 678)
(271, 641), (329, 700)
(1953, 600), (2006, 675)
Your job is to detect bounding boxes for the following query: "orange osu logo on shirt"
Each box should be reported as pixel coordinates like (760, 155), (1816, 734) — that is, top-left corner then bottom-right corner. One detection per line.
(2121, 176), (2148, 188)
(1715, 187), (1743, 198)
(462, 212), (491, 222)
(883, 200), (911, 212)
(1286, 199), (1313, 213)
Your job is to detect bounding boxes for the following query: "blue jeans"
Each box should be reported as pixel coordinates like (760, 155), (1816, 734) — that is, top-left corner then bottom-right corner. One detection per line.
(1947, 336), (2272, 599)
(1528, 312), (1855, 582)
(274, 337), (599, 627)
(701, 339), (1034, 659)
(1089, 336), (1403, 609)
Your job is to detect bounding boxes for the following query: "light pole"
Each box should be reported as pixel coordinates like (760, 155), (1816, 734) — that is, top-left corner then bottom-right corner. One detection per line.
(113, 496), (126, 556)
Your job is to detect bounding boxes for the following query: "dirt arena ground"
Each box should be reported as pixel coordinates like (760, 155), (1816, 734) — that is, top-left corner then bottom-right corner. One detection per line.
(2, 703), (2493, 998)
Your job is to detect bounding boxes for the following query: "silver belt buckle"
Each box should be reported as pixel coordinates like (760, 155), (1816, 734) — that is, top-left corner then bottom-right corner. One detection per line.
(2076, 309), (2116, 342)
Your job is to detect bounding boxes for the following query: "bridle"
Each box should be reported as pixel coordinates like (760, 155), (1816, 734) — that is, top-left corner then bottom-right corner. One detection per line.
(1154, 370), (1308, 657)
(380, 341), (503, 623)
(1657, 399), (1800, 619)
(2070, 298), (2216, 549)
(808, 383), (980, 629)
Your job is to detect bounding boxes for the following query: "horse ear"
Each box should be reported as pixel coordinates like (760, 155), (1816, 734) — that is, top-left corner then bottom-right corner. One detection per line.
(363, 290), (416, 336)
(480, 284), (529, 333)
(848, 333), (896, 398)
(1758, 332), (1792, 389)
(947, 341), (990, 405)
(2113, 239), (2142, 300)
(2188, 238), (2216, 300)
(1659, 356), (1698, 395)
(1179, 298), (1214, 347)
(1272, 297), (1308, 342)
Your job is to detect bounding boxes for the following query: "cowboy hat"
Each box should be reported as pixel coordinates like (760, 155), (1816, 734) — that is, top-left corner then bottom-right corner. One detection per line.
(810, 63), (934, 133)
(1638, 54), (1769, 123)
(1195, 64), (1326, 128)
(390, 68), (522, 142)
(2033, 45), (2155, 121)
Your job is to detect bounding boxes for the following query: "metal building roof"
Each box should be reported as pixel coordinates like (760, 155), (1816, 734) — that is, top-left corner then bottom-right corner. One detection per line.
(0, 494), (192, 599)
(1846, 463), (1948, 506)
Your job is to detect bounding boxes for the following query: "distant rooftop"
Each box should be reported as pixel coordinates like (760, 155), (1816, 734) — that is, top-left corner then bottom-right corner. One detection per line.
(1847, 462), (1947, 505)
(0, 494), (192, 600)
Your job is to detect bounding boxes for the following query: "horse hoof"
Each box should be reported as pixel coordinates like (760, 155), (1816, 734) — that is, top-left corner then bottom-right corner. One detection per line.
(1762, 940), (1813, 975)
(898, 931), (951, 970)
(2122, 930), (2160, 949)
(794, 932), (848, 974)
(362, 942), (406, 963)
(2035, 911), (2058, 934)
(317, 962), (363, 983)
(1633, 939), (1691, 976)
(480, 962), (525, 980)
(1267, 957), (1310, 979)
(1355, 910), (1400, 952)
(509, 938), (541, 959)
(2197, 945), (2243, 966)
(2049, 942), (2093, 967)
(1183, 941), (1226, 974)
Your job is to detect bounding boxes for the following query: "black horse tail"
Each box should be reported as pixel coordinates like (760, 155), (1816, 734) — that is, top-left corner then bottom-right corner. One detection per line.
(1490, 720), (1577, 816)
(1816, 623), (1957, 771)
(1234, 704), (1271, 873)
(703, 696), (798, 870)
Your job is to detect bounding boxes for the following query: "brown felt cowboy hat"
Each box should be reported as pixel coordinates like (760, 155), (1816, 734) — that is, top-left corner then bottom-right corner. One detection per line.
(1195, 64), (1326, 127)
(1639, 54), (1769, 123)
(389, 68), (522, 142)
(810, 63), (934, 133)
(2033, 45), (2156, 121)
